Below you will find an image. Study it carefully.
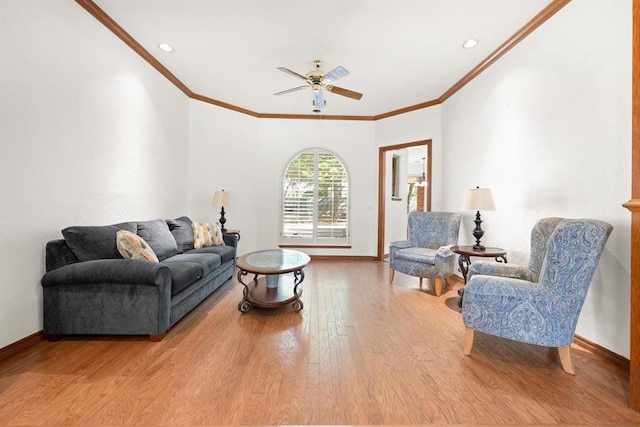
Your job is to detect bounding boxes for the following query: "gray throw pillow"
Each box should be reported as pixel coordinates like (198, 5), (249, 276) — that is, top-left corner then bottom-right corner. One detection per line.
(62, 222), (136, 261)
(136, 219), (178, 261)
(166, 216), (194, 254)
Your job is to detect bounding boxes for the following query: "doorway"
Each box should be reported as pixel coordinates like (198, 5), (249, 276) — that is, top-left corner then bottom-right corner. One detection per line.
(377, 140), (432, 260)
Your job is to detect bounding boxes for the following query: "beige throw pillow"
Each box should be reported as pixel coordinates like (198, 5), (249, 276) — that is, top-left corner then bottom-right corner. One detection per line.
(116, 230), (159, 262)
(192, 222), (225, 248)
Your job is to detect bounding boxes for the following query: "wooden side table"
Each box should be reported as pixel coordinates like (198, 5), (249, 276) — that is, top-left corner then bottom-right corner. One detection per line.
(223, 229), (241, 241)
(451, 245), (507, 308)
(452, 245), (507, 283)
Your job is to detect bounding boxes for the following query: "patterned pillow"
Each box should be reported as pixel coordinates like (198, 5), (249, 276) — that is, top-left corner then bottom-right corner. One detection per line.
(192, 222), (225, 248)
(116, 230), (159, 262)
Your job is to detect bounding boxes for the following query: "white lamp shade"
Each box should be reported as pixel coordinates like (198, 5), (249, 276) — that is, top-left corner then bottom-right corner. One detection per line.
(212, 190), (231, 207)
(464, 188), (495, 211)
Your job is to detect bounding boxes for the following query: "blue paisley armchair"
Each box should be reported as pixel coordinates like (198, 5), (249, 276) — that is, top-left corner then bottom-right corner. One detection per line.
(466, 217), (564, 283)
(462, 218), (612, 374)
(389, 211), (461, 296)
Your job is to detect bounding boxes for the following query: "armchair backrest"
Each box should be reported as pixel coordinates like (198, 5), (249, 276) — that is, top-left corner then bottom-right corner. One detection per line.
(539, 219), (612, 301)
(528, 217), (564, 276)
(408, 211), (461, 249)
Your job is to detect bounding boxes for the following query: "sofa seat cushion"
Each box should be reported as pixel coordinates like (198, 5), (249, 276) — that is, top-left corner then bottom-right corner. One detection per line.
(187, 245), (236, 264)
(395, 247), (437, 264)
(136, 220), (178, 261)
(161, 261), (202, 296)
(162, 253), (222, 295)
(62, 222), (137, 261)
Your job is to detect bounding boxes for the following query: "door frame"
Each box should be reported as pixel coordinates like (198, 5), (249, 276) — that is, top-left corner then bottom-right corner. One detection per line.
(377, 140), (432, 260)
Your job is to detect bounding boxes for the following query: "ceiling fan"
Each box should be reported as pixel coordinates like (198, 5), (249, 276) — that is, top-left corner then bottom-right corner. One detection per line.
(274, 60), (363, 113)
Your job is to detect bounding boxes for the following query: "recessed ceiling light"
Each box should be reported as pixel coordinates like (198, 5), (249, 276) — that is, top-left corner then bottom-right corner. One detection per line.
(463, 39), (478, 49)
(158, 43), (174, 52)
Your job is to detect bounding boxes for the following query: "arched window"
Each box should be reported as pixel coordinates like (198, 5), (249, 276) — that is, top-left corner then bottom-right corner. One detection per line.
(281, 148), (349, 245)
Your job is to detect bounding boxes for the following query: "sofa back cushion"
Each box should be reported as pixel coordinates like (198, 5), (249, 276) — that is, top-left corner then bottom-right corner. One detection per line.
(166, 216), (194, 253)
(136, 220), (178, 261)
(62, 222), (136, 261)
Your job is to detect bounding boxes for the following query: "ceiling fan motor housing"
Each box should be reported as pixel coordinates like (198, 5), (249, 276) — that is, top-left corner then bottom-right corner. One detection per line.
(306, 71), (324, 85)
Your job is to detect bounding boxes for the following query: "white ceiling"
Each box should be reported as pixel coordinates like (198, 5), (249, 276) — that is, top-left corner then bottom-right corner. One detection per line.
(93, 0), (552, 117)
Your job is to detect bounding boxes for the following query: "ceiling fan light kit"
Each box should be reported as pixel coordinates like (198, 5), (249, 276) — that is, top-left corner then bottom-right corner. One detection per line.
(275, 60), (363, 113)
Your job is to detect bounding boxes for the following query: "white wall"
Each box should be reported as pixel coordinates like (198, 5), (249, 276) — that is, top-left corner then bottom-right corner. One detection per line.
(376, 106), (443, 250)
(441, 0), (632, 356)
(0, 1), (190, 348)
(188, 101), (377, 256)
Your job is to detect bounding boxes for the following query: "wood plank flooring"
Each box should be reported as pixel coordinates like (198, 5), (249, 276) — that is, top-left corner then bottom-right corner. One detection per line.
(1, 259), (639, 426)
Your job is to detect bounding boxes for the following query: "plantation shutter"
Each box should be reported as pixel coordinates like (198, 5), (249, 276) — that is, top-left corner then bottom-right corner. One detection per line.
(281, 149), (349, 244)
(282, 152), (315, 239)
(317, 152), (348, 239)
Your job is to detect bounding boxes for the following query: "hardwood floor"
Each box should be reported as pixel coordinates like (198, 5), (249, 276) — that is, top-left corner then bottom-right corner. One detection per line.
(1, 259), (639, 426)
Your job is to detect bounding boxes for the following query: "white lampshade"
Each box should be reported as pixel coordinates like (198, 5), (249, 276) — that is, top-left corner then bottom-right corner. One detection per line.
(464, 187), (495, 211)
(212, 190), (231, 207)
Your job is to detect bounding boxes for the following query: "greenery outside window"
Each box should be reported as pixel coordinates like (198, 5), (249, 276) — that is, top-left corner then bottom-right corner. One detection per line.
(281, 148), (349, 245)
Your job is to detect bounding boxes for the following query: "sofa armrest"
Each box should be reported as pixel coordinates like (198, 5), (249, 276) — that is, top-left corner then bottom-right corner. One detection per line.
(223, 233), (238, 248)
(41, 259), (171, 288)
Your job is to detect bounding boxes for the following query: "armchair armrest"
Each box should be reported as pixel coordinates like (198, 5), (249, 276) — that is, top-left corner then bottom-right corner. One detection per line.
(41, 259), (171, 288)
(467, 261), (537, 282)
(389, 240), (411, 249)
(434, 245), (456, 271)
(436, 244), (454, 257)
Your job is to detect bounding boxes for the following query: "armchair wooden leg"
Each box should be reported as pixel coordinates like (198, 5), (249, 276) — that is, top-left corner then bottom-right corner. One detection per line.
(464, 328), (474, 355)
(419, 277), (423, 289)
(389, 268), (395, 284)
(434, 278), (442, 296)
(558, 345), (575, 375)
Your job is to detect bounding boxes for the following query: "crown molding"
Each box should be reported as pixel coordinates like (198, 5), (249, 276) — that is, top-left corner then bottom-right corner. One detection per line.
(75, 0), (571, 121)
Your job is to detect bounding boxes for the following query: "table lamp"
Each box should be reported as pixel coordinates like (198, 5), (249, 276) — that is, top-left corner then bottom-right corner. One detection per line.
(212, 189), (231, 232)
(463, 187), (495, 250)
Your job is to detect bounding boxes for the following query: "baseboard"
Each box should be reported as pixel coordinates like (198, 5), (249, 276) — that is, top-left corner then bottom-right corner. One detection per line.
(0, 330), (44, 363)
(573, 334), (630, 372)
(309, 255), (378, 261)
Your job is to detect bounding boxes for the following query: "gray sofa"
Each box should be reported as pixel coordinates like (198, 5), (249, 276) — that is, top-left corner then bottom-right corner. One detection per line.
(41, 216), (237, 341)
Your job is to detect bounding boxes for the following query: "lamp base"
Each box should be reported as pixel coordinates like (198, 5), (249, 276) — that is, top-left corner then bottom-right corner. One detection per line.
(472, 210), (485, 250)
(219, 207), (227, 233)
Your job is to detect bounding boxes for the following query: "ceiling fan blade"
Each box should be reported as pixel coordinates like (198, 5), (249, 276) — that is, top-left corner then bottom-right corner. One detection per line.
(326, 85), (363, 100)
(323, 66), (349, 83)
(277, 67), (307, 81)
(274, 85), (308, 96)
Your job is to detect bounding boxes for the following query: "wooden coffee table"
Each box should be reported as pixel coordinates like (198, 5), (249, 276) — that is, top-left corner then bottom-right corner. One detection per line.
(236, 249), (311, 313)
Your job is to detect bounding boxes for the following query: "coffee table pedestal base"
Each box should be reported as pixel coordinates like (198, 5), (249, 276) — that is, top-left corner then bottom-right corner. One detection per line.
(237, 271), (305, 313)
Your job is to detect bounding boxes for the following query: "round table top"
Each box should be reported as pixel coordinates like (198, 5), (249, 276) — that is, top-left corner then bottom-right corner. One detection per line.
(451, 245), (506, 257)
(236, 249), (311, 274)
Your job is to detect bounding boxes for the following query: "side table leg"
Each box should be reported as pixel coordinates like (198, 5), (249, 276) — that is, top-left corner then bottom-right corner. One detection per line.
(457, 255), (471, 308)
